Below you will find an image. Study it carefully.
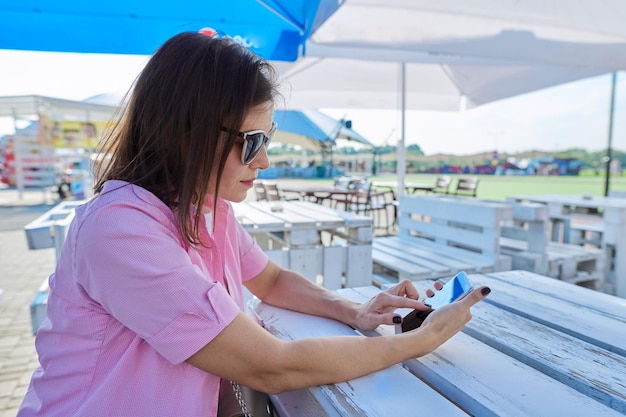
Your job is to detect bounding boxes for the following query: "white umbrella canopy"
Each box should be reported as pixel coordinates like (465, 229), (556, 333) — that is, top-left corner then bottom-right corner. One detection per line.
(309, 0), (626, 64)
(274, 56), (607, 112)
(279, 0), (626, 111)
(275, 0), (626, 194)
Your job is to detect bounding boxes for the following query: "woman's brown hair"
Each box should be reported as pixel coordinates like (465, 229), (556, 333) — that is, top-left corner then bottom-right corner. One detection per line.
(94, 32), (279, 246)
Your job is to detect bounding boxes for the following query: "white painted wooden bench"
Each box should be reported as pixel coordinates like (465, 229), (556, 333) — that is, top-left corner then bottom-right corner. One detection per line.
(372, 195), (513, 286)
(506, 194), (626, 296)
(24, 200), (82, 254)
(24, 201), (82, 334)
(248, 270), (626, 416)
(500, 203), (605, 289)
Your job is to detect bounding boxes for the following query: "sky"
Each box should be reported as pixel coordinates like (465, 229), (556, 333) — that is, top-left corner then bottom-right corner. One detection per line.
(0, 49), (624, 156)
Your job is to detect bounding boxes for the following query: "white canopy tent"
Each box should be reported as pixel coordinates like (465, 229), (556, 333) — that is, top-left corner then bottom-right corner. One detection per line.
(276, 0), (626, 195)
(0, 95), (119, 194)
(0, 95), (118, 121)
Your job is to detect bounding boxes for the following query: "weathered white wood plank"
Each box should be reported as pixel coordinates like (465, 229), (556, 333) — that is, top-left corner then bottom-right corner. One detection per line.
(375, 236), (496, 269)
(322, 246), (344, 290)
(373, 235), (501, 281)
(471, 271), (626, 356)
(269, 389), (343, 417)
(262, 249), (289, 269)
(345, 245), (372, 288)
(374, 237), (469, 271)
(284, 229), (320, 246)
(338, 285), (625, 416)
(465, 303), (626, 413)
(479, 270), (626, 320)
(232, 202), (286, 229)
(399, 195), (513, 227)
(247, 299), (468, 417)
(372, 247), (446, 278)
(288, 248), (322, 282)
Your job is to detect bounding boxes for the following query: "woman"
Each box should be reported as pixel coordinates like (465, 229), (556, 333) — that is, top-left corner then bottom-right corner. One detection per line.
(18, 32), (490, 417)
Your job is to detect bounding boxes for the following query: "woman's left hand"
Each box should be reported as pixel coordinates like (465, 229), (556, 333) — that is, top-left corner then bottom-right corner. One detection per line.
(352, 279), (443, 330)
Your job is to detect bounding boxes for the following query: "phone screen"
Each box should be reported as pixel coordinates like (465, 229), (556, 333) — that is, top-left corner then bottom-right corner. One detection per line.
(399, 271), (473, 333)
(424, 271), (473, 309)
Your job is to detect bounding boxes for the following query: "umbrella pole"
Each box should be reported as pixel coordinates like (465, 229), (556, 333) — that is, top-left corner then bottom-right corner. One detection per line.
(397, 62), (407, 198)
(604, 72), (617, 197)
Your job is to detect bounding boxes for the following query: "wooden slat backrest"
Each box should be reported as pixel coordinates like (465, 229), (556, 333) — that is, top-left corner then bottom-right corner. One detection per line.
(454, 177), (479, 197)
(398, 195), (513, 258)
(433, 176), (451, 193)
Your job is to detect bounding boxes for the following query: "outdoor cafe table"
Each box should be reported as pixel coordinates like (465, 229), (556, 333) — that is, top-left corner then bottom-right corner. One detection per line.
(507, 194), (626, 297)
(247, 270), (626, 417)
(232, 200), (373, 289)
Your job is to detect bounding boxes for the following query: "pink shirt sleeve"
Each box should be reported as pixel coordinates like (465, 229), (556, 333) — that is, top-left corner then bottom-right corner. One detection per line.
(74, 202), (241, 364)
(233, 212), (270, 282)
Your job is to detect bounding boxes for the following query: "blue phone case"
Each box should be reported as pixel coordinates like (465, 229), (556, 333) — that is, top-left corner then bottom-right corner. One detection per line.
(399, 271), (473, 333)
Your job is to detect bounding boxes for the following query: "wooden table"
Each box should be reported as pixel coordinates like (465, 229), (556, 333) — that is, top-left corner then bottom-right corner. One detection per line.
(248, 270), (626, 416)
(508, 194), (626, 297)
(233, 201), (373, 289)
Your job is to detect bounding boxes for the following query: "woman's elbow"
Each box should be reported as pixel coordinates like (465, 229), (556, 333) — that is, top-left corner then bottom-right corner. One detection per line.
(239, 368), (300, 395)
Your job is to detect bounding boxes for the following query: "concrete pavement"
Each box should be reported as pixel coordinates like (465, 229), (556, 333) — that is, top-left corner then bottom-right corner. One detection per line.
(0, 186), (57, 416)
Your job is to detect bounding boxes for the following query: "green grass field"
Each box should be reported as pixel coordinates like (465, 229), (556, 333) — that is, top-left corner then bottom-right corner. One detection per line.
(297, 173), (626, 201)
(379, 173), (626, 201)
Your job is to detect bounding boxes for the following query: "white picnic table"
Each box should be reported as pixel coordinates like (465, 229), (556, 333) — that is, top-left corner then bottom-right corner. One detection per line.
(507, 194), (626, 297)
(248, 270), (626, 417)
(232, 200), (373, 289)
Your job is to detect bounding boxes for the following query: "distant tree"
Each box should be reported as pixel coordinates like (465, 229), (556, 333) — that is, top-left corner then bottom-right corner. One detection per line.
(406, 144), (424, 154)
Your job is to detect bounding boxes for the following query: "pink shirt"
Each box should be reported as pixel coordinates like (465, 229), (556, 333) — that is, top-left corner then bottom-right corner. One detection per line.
(18, 180), (269, 417)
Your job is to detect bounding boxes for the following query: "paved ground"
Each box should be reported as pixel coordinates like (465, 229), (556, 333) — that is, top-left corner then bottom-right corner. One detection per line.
(0, 179), (346, 415)
(0, 187), (57, 416)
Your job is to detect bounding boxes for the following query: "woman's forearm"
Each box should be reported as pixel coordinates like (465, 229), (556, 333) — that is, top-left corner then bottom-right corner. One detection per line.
(188, 311), (437, 395)
(257, 269), (361, 326)
(266, 330), (436, 393)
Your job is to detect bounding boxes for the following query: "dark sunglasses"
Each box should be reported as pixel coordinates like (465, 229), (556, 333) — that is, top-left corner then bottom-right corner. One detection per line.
(222, 122), (277, 165)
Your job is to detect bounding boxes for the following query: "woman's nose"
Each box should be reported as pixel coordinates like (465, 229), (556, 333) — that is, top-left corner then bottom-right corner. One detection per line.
(251, 145), (270, 170)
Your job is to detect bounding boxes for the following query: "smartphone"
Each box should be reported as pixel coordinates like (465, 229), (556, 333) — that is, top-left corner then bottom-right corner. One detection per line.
(399, 271), (473, 333)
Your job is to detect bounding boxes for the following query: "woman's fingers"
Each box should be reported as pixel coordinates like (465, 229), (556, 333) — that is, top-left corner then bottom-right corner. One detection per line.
(386, 279), (420, 300)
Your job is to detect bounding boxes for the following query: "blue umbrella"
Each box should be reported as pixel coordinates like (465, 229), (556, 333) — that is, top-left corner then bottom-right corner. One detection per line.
(0, 1), (339, 61)
(273, 109), (374, 149)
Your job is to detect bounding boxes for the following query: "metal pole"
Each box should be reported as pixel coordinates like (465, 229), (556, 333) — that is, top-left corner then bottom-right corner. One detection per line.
(397, 63), (407, 198)
(604, 72), (617, 197)
(11, 108), (24, 200)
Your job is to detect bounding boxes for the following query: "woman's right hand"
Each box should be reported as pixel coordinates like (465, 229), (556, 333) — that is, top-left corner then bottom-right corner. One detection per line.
(412, 286), (491, 351)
